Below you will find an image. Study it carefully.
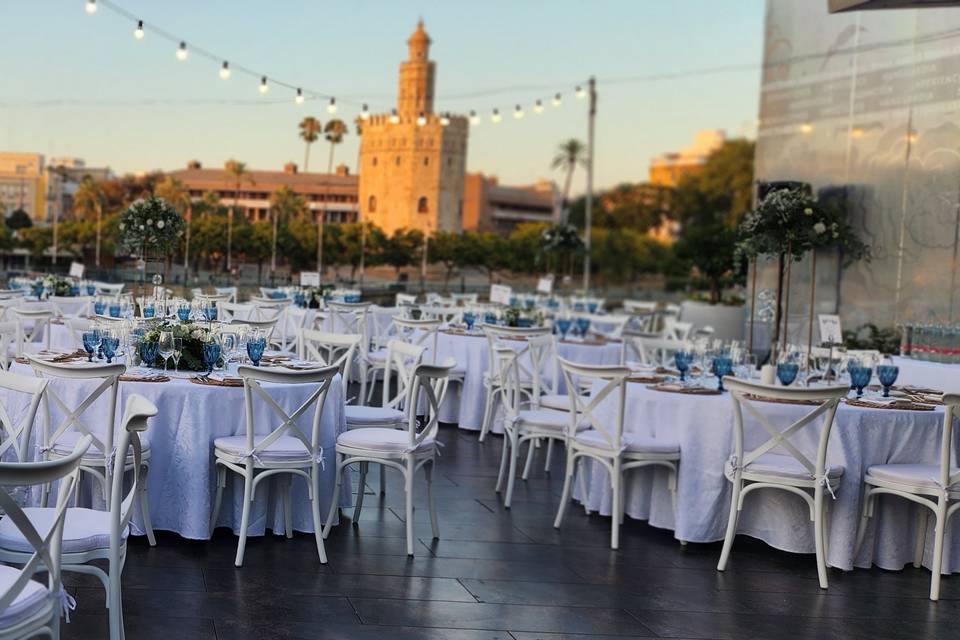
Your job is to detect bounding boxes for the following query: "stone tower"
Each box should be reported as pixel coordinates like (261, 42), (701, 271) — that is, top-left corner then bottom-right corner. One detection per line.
(358, 21), (468, 235)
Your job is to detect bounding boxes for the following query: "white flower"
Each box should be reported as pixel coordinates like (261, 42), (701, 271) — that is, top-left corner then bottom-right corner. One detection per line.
(157, 220), (165, 229)
(191, 329), (204, 340)
(813, 222), (827, 234)
(146, 219), (154, 226)
(139, 225), (145, 230)
(118, 223), (125, 231)
(804, 207), (813, 216)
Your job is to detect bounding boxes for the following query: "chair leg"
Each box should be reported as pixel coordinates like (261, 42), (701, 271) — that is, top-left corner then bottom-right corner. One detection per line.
(425, 458), (440, 540)
(404, 457), (416, 556)
(210, 464), (226, 535)
(668, 467), (685, 546)
(610, 459), (622, 550)
(309, 468), (328, 564)
(914, 508), (928, 569)
(353, 462), (368, 523)
(322, 453), (344, 539)
(504, 432), (519, 509)
(359, 365), (368, 406)
(379, 463), (387, 496)
(544, 439), (554, 473)
(578, 459), (591, 515)
(365, 369), (377, 404)
(930, 501), (949, 601)
(282, 475), (294, 539)
(495, 430), (511, 493)
(554, 451), (576, 529)
(813, 490), (829, 589)
(521, 438), (536, 481)
(138, 464), (157, 546)
(108, 550), (123, 640)
(853, 487), (876, 558)
(234, 466), (255, 567)
(478, 387), (495, 442)
(717, 478), (743, 571)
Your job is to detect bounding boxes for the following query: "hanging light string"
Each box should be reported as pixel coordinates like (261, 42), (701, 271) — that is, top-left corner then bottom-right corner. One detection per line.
(84, 0), (590, 122)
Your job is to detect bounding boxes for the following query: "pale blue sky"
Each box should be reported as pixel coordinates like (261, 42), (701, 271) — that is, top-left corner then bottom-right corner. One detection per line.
(1, 0), (765, 193)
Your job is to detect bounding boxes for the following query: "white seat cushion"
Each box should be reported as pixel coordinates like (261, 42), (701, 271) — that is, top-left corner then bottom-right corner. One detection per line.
(365, 348), (388, 364)
(539, 393), (576, 412)
(337, 428), (434, 453)
(738, 453), (844, 482)
(50, 430), (150, 461)
(867, 463), (960, 491)
(575, 429), (679, 455)
(0, 507), (126, 555)
(214, 435), (311, 461)
(0, 565), (51, 630)
(345, 405), (405, 427)
(516, 409), (571, 430)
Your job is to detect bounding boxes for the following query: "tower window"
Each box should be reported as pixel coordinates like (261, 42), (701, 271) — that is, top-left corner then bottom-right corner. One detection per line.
(372, 157), (378, 167)
(417, 197), (429, 213)
(423, 157), (429, 166)
(395, 156), (401, 166)
(368, 195), (377, 213)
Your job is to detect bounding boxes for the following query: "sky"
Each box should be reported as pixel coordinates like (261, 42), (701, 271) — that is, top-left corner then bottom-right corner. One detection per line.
(1, 0), (765, 195)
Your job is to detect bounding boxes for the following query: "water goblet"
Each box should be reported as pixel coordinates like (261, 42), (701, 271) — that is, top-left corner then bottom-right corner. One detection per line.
(139, 340), (160, 368)
(713, 356), (733, 392)
(576, 317), (591, 338)
(70, 285), (80, 297)
(463, 312), (476, 331)
(587, 301), (599, 314)
(484, 312), (497, 326)
(777, 362), (799, 386)
(203, 304), (218, 322)
(86, 284), (96, 296)
(93, 298), (105, 316)
(246, 335), (266, 367)
(81, 332), (98, 362)
(108, 301), (121, 318)
(102, 336), (119, 364)
(877, 364), (899, 398)
(202, 340), (222, 376)
(675, 351), (691, 383)
(848, 365), (872, 398)
(556, 318), (572, 340)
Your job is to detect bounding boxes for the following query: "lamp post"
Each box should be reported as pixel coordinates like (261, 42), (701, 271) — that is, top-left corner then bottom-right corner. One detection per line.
(582, 76), (597, 294)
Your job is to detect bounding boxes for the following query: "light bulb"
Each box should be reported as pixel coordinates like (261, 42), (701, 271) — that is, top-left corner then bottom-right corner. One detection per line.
(295, 88), (304, 105)
(327, 97), (337, 114)
(491, 109), (502, 124)
(799, 122), (812, 134)
(176, 42), (188, 61)
(552, 93), (562, 107)
(389, 109), (400, 124)
(469, 110), (480, 126)
(417, 112), (427, 126)
(85, 0), (97, 15)
(575, 85), (586, 99)
(259, 76), (269, 94)
(134, 20), (144, 40)
(514, 105), (524, 119)
(439, 113), (450, 126)
(360, 104), (370, 120)
(219, 61), (230, 80)
(533, 99), (544, 114)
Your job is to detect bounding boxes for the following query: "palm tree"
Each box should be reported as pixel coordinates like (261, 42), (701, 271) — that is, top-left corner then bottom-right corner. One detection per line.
(550, 139), (587, 224)
(316, 119), (349, 277)
(224, 159), (252, 273)
(74, 175), (104, 266)
(155, 176), (190, 279)
(298, 117), (322, 172)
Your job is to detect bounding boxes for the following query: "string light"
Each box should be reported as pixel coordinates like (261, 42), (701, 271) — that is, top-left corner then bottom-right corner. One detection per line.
(389, 109), (400, 124)
(176, 41), (188, 61)
(491, 108), (502, 124)
(219, 61), (230, 80)
(439, 113), (450, 126)
(85, 0), (97, 15)
(295, 88), (304, 104)
(469, 110), (480, 126)
(533, 99), (544, 114)
(799, 122), (812, 134)
(575, 85), (586, 98)
(417, 111), (427, 126)
(327, 97), (337, 114)
(134, 20), (144, 40)
(360, 103), (370, 120)
(552, 93), (562, 107)
(259, 76), (269, 94)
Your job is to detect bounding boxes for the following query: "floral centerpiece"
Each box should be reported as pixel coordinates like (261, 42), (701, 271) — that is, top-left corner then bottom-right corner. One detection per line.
(118, 196), (186, 256)
(297, 285), (335, 308)
(140, 321), (220, 372)
(38, 275), (77, 298)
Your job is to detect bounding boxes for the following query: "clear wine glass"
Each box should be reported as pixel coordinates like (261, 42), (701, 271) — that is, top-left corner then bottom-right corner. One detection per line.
(172, 338), (183, 373)
(158, 331), (175, 373)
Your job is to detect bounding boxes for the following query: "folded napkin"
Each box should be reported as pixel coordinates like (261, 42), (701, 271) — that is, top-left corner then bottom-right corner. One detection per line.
(845, 397), (935, 411)
(744, 394), (821, 406)
(626, 374), (668, 384)
(190, 374), (244, 388)
(649, 382), (721, 395)
(119, 373), (170, 383)
(281, 360), (324, 371)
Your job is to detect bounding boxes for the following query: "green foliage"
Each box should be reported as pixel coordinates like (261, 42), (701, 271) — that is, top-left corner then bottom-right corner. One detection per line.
(118, 196), (186, 256)
(5, 209), (32, 231)
(142, 321), (219, 372)
(382, 229), (423, 273)
(843, 323), (901, 356)
(674, 221), (740, 304)
(17, 226), (53, 257)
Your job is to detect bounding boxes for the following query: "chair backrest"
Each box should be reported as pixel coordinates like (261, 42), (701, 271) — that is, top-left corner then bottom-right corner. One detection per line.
(298, 329), (360, 383)
(934, 394), (960, 490)
(482, 324), (551, 383)
(0, 298), (21, 322)
(395, 293), (418, 308)
(280, 306), (313, 353)
(219, 302), (253, 323)
(392, 317), (441, 363)
(579, 313), (630, 339)
(230, 317), (279, 344)
(0, 370), (47, 463)
(0, 435), (90, 626)
(48, 296), (93, 319)
(527, 334), (561, 401)
(10, 307), (53, 356)
(622, 335), (688, 367)
(214, 286), (238, 303)
(238, 364), (339, 464)
(662, 317), (693, 341)
(326, 302), (370, 350)
(402, 358), (455, 451)
(65, 318), (94, 349)
(451, 293), (479, 305)
(623, 300), (657, 314)
(724, 377), (849, 484)
(420, 305), (462, 324)
(0, 321), (16, 370)
(249, 301), (286, 322)
(382, 339), (426, 410)
(558, 357), (631, 450)
(368, 306), (404, 349)
(29, 358), (124, 461)
(95, 282), (125, 297)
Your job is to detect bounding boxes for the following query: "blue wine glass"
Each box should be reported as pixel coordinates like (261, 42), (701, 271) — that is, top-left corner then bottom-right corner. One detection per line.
(86, 285), (96, 296)
(94, 300), (105, 315)
(877, 364), (899, 398)
(547, 298), (559, 310)
(848, 365), (872, 398)
(777, 362), (800, 386)
(556, 318), (572, 340)
(675, 351), (691, 382)
(108, 302), (121, 318)
(484, 312), (497, 325)
(102, 336), (119, 364)
(139, 340), (159, 368)
(81, 332), (98, 362)
(70, 286), (80, 296)
(177, 306), (191, 322)
(246, 337), (266, 367)
(576, 317), (591, 338)
(587, 302), (599, 314)
(203, 305), (217, 322)
(294, 292), (306, 308)
(202, 341), (222, 375)
(31, 283), (43, 300)
(143, 305), (155, 319)
(517, 317), (533, 328)
(463, 312), (476, 331)
(713, 356), (733, 392)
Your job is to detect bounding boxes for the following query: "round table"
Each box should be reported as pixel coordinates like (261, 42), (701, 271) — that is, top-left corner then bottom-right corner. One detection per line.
(5, 360), (349, 540)
(428, 331), (623, 433)
(576, 380), (957, 573)
(892, 356), (960, 393)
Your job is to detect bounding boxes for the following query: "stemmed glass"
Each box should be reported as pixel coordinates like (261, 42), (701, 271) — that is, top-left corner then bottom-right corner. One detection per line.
(675, 351), (691, 383)
(158, 331), (175, 373)
(877, 364), (899, 398)
(139, 340), (160, 369)
(108, 301), (121, 318)
(176, 299), (191, 323)
(172, 338), (183, 374)
(777, 361), (799, 386)
(848, 364), (872, 398)
(81, 331), (99, 362)
(102, 335), (119, 364)
(246, 333), (266, 367)
(556, 318), (572, 340)
(576, 317), (591, 339)
(203, 303), (218, 323)
(713, 356), (733, 392)
(202, 339), (222, 376)
(463, 312), (476, 332)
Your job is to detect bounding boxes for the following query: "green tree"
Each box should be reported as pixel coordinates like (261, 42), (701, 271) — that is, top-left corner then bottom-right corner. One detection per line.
(550, 139), (587, 222)
(382, 229), (422, 276)
(191, 214), (228, 272)
(429, 231), (461, 287)
(224, 159), (252, 273)
(323, 119), (348, 172)
(18, 226), (53, 258)
(235, 221), (273, 283)
(507, 223), (548, 274)
(155, 176), (191, 276)
(298, 116), (322, 172)
(269, 186), (307, 274)
(74, 175), (106, 266)
(5, 209), (32, 231)
(674, 222), (738, 304)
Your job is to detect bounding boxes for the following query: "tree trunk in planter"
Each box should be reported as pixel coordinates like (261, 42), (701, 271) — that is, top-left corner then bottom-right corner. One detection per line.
(770, 251), (786, 363)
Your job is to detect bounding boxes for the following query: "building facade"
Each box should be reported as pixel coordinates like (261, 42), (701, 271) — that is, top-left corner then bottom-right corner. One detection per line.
(358, 21), (469, 235)
(168, 161), (358, 223)
(462, 173), (559, 233)
(648, 130), (726, 187)
(0, 153), (45, 221)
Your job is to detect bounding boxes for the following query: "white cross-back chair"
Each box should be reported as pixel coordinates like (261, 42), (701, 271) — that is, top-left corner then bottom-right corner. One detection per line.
(419, 305), (462, 325)
(363, 317), (440, 404)
(395, 293), (417, 310)
(0, 371), (47, 464)
(325, 357), (455, 555)
(854, 393), (960, 600)
(623, 300), (656, 315)
(297, 329), (360, 384)
(367, 306), (404, 352)
(280, 306), (316, 354)
(451, 293), (478, 305)
(230, 317), (280, 348)
(0, 434), (88, 640)
(9, 308), (52, 357)
(249, 300), (286, 322)
(553, 358), (681, 549)
(493, 346), (573, 508)
(578, 313), (630, 339)
(29, 358), (157, 547)
(195, 293), (230, 305)
(210, 364), (340, 567)
(0, 394), (156, 640)
(65, 318), (94, 351)
(478, 324), (551, 442)
(258, 287), (287, 299)
(324, 302), (370, 390)
(215, 286), (238, 303)
(717, 377), (849, 589)
(48, 296), (93, 319)
(94, 283), (124, 297)
(0, 322), (17, 371)
(0, 299), (22, 322)
(219, 302), (253, 324)
(662, 317), (693, 341)
(622, 336), (688, 368)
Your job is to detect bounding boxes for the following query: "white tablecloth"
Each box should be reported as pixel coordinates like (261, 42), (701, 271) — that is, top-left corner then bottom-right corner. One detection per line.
(4, 361), (349, 540)
(577, 381), (959, 573)
(429, 332), (622, 432)
(892, 356), (960, 393)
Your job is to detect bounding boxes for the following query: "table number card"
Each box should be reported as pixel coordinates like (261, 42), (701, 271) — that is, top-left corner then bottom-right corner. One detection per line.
(818, 314), (843, 345)
(299, 271), (320, 287)
(69, 261), (85, 278)
(536, 275), (554, 295)
(490, 284), (513, 305)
